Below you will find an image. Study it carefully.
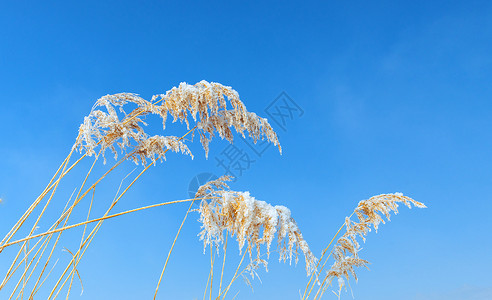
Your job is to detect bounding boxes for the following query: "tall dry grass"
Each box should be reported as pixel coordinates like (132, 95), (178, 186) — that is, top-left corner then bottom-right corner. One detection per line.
(0, 81), (424, 299)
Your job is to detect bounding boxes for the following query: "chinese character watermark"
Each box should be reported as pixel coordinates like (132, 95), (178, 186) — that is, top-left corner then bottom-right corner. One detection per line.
(215, 144), (256, 181)
(187, 172), (218, 199)
(188, 92), (303, 196)
(264, 92), (304, 131)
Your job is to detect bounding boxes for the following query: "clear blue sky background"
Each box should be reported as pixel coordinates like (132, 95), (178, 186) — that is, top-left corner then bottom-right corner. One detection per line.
(1, 1), (491, 299)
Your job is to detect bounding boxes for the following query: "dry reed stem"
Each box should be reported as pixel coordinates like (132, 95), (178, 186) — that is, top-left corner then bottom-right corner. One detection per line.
(219, 250), (247, 300)
(5, 196), (75, 299)
(202, 243), (216, 300)
(66, 188), (95, 299)
(26, 155), (99, 298)
(33, 258), (59, 296)
(20, 242), (28, 300)
(308, 223), (347, 300)
(203, 253), (212, 300)
(42, 152), (128, 243)
(0, 151), (90, 298)
(47, 127), (197, 299)
(4, 197), (214, 250)
(0, 149), (72, 248)
(1, 148), (87, 253)
(25, 195), (81, 299)
(3, 187), (76, 296)
(62, 165), (135, 298)
(48, 164), (154, 299)
(32, 155), (129, 295)
(218, 233), (228, 297)
(61, 248), (83, 296)
(303, 214), (353, 300)
(0, 154), (74, 287)
(51, 124), (197, 297)
(5, 153), (125, 298)
(26, 190), (79, 299)
(6, 191), (75, 299)
(153, 199), (196, 300)
(209, 243), (215, 300)
(219, 251), (275, 299)
(231, 291), (240, 300)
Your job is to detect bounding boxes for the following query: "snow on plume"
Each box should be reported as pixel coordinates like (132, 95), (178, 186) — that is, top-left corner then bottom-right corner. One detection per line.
(195, 176), (317, 276)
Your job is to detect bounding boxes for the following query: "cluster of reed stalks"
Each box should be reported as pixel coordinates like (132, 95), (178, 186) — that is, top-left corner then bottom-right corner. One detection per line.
(0, 80), (424, 299)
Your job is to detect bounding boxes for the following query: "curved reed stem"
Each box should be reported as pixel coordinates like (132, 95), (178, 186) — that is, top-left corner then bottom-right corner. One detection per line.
(153, 198), (196, 300)
(303, 212), (354, 300)
(217, 232), (228, 297)
(46, 126), (198, 299)
(66, 188), (95, 299)
(219, 250), (247, 300)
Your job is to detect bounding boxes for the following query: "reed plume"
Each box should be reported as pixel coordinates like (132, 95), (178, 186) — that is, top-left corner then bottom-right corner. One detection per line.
(195, 176), (317, 276)
(75, 80), (281, 163)
(306, 193), (426, 299)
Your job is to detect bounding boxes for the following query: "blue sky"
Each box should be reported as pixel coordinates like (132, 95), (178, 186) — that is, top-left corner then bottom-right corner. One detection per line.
(0, 1), (491, 299)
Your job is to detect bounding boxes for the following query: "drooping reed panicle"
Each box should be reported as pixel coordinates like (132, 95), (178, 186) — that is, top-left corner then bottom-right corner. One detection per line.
(195, 176), (317, 277)
(308, 193), (426, 300)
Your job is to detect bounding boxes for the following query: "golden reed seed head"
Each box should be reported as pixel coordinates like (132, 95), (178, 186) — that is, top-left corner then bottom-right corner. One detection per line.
(195, 176), (317, 276)
(325, 193), (425, 293)
(75, 81), (281, 164)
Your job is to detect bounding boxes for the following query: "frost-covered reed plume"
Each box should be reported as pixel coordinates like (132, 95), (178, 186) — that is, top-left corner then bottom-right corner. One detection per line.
(195, 176), (317, 276)
(303, 193), (426, 300)
(76, 80), (280, 163)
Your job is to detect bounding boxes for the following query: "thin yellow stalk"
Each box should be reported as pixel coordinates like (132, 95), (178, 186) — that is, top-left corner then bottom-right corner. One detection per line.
(25, 155), (97, 297)
(0, 154), (75, 288)
(209, 243), (215, 300)
(5, 152), (119, 297)
(27, 155), (99, 297)
(49, 165), (147, 300)
(0, 147), (73, 247)
(4, 195), (76, 298)
(1, 148), (86, 250)
(303, 223), (343, 299)
(220, 250), (247, 300)
(11, 242), (28, 300)
(6, 190), (76, 299)
(2, 198), (209, 250)
(203, 252), (212, 300)
(61, 248), (84, 297)
(33, 258), (59, 295)
(303, 212), (354, 300)
(52, 223), (101, 300)
(153, 199), (195, 300)
(48, 126), (197, 299)
(231, 291), (240, 300)
(313, 275), (335, 300)
(26, 189), (80, 298)
(19, 242), (28, 300)
(0, 150), (90, 296)
(4, 230), (48, 284)
(52, 167), (150, 300)
(44, 152), (127, 241)
(67, 188), (95, 299)
(218, 233), (228, 297)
